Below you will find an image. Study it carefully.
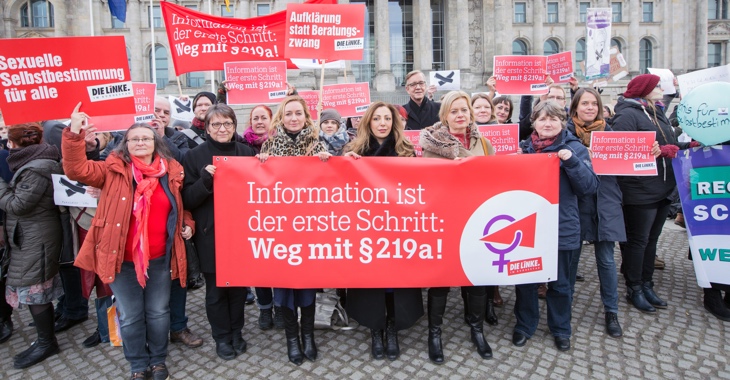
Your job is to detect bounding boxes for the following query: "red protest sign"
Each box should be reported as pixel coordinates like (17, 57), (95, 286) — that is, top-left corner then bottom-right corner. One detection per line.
(492, 55), (548, 95)
(285, 3), (365, 61)
(91, 83), (157, 132)
(402, 130), (423, 157)
(477, 124), (519, 155)
(589, 131), (657, 176)
(160, 0), (336, 75)
(0, 36), (134, 125)
(547, 51), (573, 84)
(213, 155), (560, 288)
(322, 83), (370, 118)
(297, 90), (320, 116)
(224, 61), (287, 105)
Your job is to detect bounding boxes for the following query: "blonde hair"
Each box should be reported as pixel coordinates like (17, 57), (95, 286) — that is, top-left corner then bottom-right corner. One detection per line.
(344, 102), (414, 157)
(270, 95), (318, 137)
(439, 90), (475, 127)
(471, 93), (497, 123)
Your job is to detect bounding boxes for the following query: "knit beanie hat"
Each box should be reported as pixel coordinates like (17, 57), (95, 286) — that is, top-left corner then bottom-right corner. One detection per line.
(319, 109), (342, 125)
(623, 74), (661, 99)
(192, 91), (217, 108)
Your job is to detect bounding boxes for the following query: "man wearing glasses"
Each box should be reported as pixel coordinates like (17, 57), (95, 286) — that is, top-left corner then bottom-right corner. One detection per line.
(403, 70), (440, 130)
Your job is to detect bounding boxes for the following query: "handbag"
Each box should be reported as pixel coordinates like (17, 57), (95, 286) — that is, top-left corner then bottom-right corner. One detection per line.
(184, 239), (201, 282)
(107, 296), (123, 347)
(314, 292), (358, 331)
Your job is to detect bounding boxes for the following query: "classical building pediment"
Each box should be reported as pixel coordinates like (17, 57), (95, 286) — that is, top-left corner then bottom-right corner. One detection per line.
(708, 22), (730, 39)
(16, 30), (48, 38)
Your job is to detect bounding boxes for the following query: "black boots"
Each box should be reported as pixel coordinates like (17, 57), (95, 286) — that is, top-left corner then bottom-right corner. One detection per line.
(466, 293), (492, 359)
(258, 308), (273, 330)
(626, 285), (656, 313)
(704, 288), (730, 321)
(14, 305), (59, 369)
(232, 331), (247, 356)
(300, 304), (317, 362)
(0, 318), (13, 344)
(605, 312), (623, 338)
(282, 306), (303, 365)
(384, 318), (399, 360)
(427, 294), (446, 364)
(642, 281), (667, 309)
(485, 287), (498, 326)
(370, 329), (385, 359)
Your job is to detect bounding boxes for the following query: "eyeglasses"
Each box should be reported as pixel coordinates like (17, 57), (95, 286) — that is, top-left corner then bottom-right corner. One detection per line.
(127, 137), (154, 144)
(210, 122), (236, 130)
(406, 81), (427, 89)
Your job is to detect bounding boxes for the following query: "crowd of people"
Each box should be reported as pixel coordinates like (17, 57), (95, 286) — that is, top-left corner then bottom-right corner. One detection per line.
(0, 70), (727, 379)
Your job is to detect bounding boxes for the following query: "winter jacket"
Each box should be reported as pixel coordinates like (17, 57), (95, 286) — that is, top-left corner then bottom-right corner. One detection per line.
(0, 158), (63, 287)
(404, 97), (441, 130)
(61, 128), (192, 286)
(164, 126), (191, 163)
(520, 129), (599, 250)
(611, 97), (690, 206)
(566, 120), (626, 242)
(182, 137), (256, 274)
(420, 122), (495, 159)
(261, 125), (328, 157)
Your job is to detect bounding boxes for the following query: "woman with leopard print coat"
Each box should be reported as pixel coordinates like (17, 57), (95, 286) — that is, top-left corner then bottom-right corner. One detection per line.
(257, 96), (331, 366)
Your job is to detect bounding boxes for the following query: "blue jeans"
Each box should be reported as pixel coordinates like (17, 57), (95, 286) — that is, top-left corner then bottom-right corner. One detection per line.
(109, 257), (171, 373)
(169, 279), (188, 332)
(593, 241), (619, 313)
(514, 249), (580, 339)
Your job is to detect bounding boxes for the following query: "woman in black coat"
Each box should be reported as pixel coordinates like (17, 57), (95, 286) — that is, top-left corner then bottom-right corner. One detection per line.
(611, 74), (696, 313)
(342, 101), (423, 361)
(181, 104), (256, 360)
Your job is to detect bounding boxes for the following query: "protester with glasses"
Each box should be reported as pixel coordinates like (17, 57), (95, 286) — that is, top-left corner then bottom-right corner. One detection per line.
(403, 70), (441, 130)
(181, 104), (257, 361)
(62, 103), (194, 380)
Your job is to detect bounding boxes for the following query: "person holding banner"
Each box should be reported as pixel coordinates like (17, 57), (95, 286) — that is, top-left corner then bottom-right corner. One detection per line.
(471, 94), (498, 125)
(242, 105), (273, 155)
(0, 122), (64, 369)
(62, 106), (194, 380)
(513, 100), (599, 352)
(566, 88), (625, 338)
(341, 101), (421, 361)
(181, 104), (256, 361)
(611, 74), (697, 313)
(419, 90), (496, 363)
(492, 96), (514, 125)
(258, 95), (331, 366)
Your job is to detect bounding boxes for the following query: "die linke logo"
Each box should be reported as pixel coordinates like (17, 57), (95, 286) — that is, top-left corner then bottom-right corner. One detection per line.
(480, 213), (541, 275)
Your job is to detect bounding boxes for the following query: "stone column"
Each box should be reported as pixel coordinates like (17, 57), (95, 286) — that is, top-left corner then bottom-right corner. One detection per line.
(373, 0), (394, 91)
(533, 0), (543, 55)
(695, 1), (708, 69)
(444, 1), (457, 69)
(565, 0), (577, 54)
(456, 0), (472, 86)
(240, 0), (250, 19)
(661, 0), (671, 69)
(670, 0), (684, 70)
(628, 0), (640, 74)
(482, 0), (495, 74)
(412, 0), (432, 71)
(54, 0), (68, 36)
(128, 0), (144, 82)
(493, 0), (511, 56)
(93, 0), (102, 36)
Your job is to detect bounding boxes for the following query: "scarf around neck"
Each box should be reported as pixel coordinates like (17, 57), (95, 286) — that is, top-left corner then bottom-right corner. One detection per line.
(530, 130), (563, 153)
(129, 154), (168, 288)
(7, 143), (61, 172)
(243, 126), (268, 147)
(319, 125), (350, 155)
(572, 116), (606, 147)
(191, 117), (206, 130)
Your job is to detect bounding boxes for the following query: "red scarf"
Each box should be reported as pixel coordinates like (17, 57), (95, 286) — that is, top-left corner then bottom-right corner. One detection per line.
(530, 130), (560, 153)
(130, 154), (167, 287)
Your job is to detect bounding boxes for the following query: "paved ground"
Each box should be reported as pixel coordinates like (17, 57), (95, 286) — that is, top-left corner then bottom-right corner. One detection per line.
(1, 221), (728, 379)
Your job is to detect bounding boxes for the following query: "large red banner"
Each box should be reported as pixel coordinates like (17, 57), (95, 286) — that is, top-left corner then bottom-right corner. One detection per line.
(214, 155), (560, 288)
(493, 55), (548, 95)
(322, 82), (370, 118)
(224, 61), (287, 105)
(285, 3), (365, 61)
(92, 83), (156, 132)
(590, 131), (657, 176)
(160, 0), (336, 75)
(0, 36), (134, 125)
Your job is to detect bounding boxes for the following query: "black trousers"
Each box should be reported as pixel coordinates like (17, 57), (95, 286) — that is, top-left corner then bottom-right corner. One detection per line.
(203, 272), (247, 343)
(428, 286), (486, 298)
(0, 275), (12, 321)
(620, 203), (671, 287)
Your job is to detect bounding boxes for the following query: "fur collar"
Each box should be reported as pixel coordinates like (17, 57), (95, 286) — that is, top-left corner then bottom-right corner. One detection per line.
(419, 122), (480, 159)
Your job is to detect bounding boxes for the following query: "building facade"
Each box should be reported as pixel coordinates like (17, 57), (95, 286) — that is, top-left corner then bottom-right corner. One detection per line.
(1, 0), (725, 97)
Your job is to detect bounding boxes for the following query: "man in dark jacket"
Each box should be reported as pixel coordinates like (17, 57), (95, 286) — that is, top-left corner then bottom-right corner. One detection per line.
(403, 70), (440, 130)
(154, 96), (191, 163)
